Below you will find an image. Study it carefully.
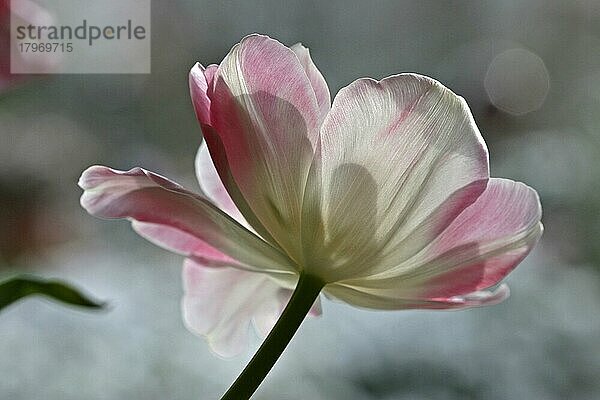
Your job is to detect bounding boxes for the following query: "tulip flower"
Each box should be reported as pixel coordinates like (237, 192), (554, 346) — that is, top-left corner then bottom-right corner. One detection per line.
(79, 34), (542, 399)
(0, 0), (55, 92)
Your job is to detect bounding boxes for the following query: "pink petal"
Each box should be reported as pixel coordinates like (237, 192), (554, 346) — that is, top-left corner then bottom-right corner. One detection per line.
(303, 74), (489, 280)
(79, 165), (294, 274)
(131, 221), (239, 267)
(182, 258), (321, 357)
(202, 34), (322, 259)
(203, 64), (218, 88)
(190, 60), (277, 244)
(194, 141), (247, 227)
(1, 0), (55, 86)
(416, 178), (543, 297)
(290, 43), (331, 124)
(189, 63), (218, 126)
(329, 179), (542, 309)
(189, 63), (213, 125)
(200, 123), (282, 248)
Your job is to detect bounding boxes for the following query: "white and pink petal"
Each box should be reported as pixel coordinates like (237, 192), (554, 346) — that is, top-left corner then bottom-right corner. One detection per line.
(189, 63), (213, 126)
(303, 74), (490, 280)
(131, 221), (241, 268)
(329, 178), (542, 308)
(323, 282), (510, 310)
(290, 42), (331, 124)
(194, 141), (247, 227)
(182, 259), (321, 357)
(204, 34), (322, 260)
(79, 165), (294, 274)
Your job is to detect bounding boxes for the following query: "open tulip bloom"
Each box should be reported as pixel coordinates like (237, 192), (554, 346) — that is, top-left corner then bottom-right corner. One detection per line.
(79, 34), (543, 399)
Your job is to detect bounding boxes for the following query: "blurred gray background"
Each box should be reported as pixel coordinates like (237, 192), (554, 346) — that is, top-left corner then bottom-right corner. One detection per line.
(1, 0), (599, 399)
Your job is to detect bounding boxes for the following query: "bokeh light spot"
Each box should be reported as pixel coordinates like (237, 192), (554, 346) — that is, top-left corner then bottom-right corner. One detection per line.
(484, 48), (550, 115)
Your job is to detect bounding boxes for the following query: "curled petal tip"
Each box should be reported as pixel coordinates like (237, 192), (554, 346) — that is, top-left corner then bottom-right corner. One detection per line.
(446, 284), (511, 307)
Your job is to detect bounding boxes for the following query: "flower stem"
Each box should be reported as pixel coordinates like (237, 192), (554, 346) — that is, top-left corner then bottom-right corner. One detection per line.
(220, 273), (325, 400)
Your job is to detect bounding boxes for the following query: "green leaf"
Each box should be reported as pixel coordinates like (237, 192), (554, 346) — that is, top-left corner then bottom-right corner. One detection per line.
(0, 275), (106, 311)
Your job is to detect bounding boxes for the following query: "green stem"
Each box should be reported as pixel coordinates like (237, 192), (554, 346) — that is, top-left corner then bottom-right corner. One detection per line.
(220, 273), (324, 400)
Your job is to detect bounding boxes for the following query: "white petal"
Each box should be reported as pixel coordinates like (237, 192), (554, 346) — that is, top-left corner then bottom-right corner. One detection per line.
(182, 259), (321, 357)
(303, 74), (489, 281)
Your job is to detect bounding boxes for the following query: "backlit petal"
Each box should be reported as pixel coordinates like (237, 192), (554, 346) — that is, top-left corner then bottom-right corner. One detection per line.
(290, 43), (331, 124)
(328, 179), (542, 308)
(303, 74), (489, 281)
(195, 141), (247, 226)
(190, 65), (279, 247)
(182, 259), (321, 357)
(189, 63), (214, 126)
(131, 221), (240, 268)
(206, 34), (322, 260)
(324, 283), (510, 310)
(79, 165), (294, 274)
